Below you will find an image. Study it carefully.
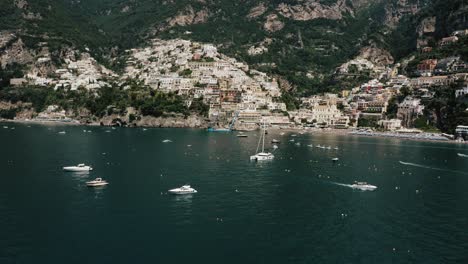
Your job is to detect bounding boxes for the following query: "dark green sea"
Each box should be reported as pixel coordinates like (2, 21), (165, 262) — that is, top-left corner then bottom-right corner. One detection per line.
(1, 123), (468, 263)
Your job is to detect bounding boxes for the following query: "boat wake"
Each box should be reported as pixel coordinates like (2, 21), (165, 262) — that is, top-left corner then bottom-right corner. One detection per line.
(329, 182), (376, 191)
(399, 161), (468, 175)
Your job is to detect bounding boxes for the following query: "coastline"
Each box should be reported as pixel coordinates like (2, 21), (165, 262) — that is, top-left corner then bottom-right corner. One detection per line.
(1, 118), (464, 144)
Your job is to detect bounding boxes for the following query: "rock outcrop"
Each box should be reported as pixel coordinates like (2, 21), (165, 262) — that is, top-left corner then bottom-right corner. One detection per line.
(264, 14), (284, 32)
(276, 0), (351, 21)
(164, 5), (210, 29)
(337, 44), (394, 77)
(0, 37), (34, 69)
(247, 3), (267, 19)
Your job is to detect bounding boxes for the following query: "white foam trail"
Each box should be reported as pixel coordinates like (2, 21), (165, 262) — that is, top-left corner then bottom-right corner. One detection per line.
(330, 182), (356, 189)
(399, 161), (468, 175)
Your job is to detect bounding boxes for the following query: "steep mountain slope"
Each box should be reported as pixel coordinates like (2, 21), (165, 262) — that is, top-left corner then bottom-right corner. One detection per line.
(1, 0), (467, 94)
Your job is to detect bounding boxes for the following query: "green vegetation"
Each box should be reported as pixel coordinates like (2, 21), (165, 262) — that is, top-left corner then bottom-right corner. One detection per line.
(423, 82), (468, 134)
(0, 81), (209, 119)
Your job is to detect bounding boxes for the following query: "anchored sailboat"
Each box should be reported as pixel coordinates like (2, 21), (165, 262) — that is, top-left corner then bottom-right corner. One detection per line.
(250, 122), (274, 161)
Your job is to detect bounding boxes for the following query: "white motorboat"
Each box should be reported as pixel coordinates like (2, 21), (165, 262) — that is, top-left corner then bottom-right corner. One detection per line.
(237, 133), (248, 138)
(350, 182), (377, 191)
(457, 153), (468, 158)
(58, 131), (66, 134)
(271, 139), (280, 143)
(332, 158), (339, 162)
(250, 122), (274, 161)
(162, 139), (172, 143)
(3, 126), (8, 128)
(168, 185), (197, 194)
(273, 145), (279, 149)
(63, 163), (93, 172)
(86, 178), (109, 187)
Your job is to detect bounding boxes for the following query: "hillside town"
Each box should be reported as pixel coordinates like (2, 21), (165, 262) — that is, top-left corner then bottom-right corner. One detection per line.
(5, 33), (468, 141)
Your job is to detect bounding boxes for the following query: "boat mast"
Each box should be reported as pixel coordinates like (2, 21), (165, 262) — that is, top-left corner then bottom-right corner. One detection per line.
(262, 121), (265, 153)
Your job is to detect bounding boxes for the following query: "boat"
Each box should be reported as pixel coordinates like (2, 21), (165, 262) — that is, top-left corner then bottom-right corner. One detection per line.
(273, 145), (279, 149)
(86, 178), (109, 187)
(63, 164), (93, 172)
(168, 185), (197, 194)
(457, 153), (468, 158)
(350, 182), (377, 191)
(295, 142), (301, 146)
(250, 122), (274, 161)
(280, 132), (285, 136)
(162, 139), (172, 143)
(334, 147), (339, 150)
(332, 158), (339, 162)
(58, 131), (66, 134)
(237, 133), (248, 138)
(271, 139), (280, 143)
(3, 126), (8, 128)
(307, 144), (313, 147)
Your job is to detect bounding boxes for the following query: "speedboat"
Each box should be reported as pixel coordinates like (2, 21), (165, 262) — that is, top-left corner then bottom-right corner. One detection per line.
(332, 158), (339, 162)
(250, 152), (275, 161)
(86, 178), (109, 187)
(237, 133), (248, 137)
(58, 131), (66, 134)
(168, 185), (197, 194)
(271, 139), (280, 143)
(162, 139), (172, 143)
(457, 153), (468, 158)
(350, 182), (377, 191)
(63, 164), (93, 172)
(273, 145), (279, 149)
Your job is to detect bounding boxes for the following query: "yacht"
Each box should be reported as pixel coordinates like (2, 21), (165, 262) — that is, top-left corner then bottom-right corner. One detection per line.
(162, 139), (172, 143)
(250, 122), (274, 161)
(457, 153), (468, 158)
(350, 182), (377, 191)
(63, 164), (93, 172)
(271, 139), (280, 143)
(273, 145), (279, 149)
(86, 178), (109, 187)
(237, 133), (248, 138)
(168, 185), (197, 194)
(332, 158), (339, 162)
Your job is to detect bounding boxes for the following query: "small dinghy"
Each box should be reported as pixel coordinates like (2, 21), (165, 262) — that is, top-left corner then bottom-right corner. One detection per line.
(86, 178), (109, 187)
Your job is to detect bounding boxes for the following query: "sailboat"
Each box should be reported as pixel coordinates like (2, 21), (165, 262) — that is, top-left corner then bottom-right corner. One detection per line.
(250, 122), (274, 161)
